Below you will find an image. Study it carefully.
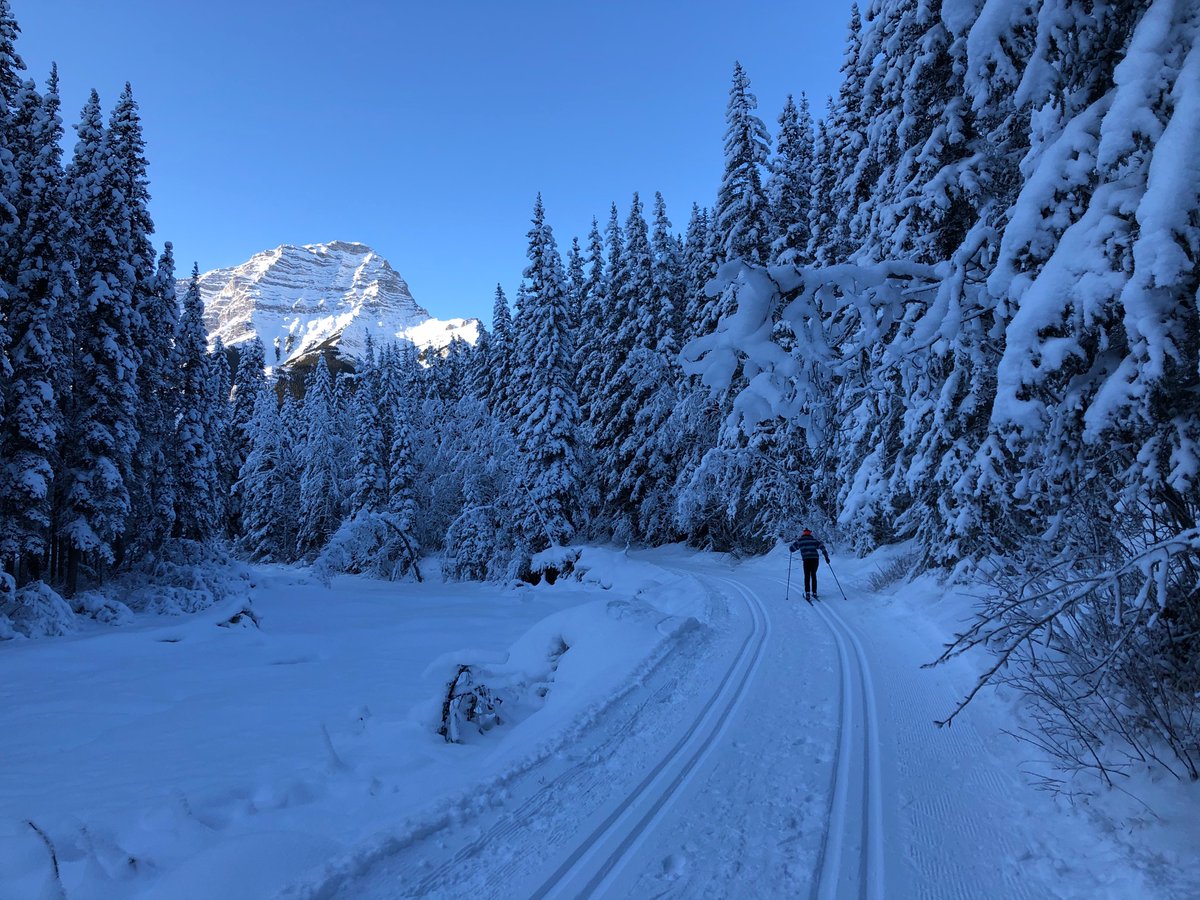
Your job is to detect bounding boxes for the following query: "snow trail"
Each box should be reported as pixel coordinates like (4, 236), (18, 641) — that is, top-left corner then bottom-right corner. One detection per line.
(533, 576), (771, 897)
(806, 589), (885, 900)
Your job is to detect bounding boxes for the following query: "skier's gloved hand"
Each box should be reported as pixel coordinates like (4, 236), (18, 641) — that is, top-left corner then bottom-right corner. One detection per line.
(789, 541), (802, 553)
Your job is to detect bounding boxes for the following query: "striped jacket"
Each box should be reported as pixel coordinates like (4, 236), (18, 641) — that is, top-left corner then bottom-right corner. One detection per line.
(790, 534), (827, 561)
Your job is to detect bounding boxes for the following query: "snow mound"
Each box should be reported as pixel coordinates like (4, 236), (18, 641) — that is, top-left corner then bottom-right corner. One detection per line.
(0, 581), (77, 639)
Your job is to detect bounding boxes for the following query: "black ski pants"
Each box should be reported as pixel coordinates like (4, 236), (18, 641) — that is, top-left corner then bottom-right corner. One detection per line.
(803, 558), (819, 595)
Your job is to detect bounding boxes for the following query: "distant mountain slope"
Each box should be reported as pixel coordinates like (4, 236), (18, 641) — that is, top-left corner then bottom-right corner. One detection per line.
(182, 240), (478, 366)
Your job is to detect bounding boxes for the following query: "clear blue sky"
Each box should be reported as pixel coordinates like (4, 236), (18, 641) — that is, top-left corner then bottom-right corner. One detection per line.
(12, 0), (851, 324)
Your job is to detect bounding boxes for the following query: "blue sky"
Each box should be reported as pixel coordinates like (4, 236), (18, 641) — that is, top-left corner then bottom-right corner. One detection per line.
(12, 1), (851, 324)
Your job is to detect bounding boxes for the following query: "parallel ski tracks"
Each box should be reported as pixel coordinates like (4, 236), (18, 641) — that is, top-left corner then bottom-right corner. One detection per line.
(776, 575), (885, 900)
(529, 575), (772, 898)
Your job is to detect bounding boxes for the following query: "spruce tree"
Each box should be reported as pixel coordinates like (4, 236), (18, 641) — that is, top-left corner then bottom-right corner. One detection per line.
(296, 354), (342, 558)
(715, 62), (772, 265)
(228, 336), (267, 536)
(512, 195), (582, 550)
(173, 265), (219, 541)
(768, 93), (815, 265)
(0, 0), (24, 111)
(127, 243), (180, 556)
(0, 77), (71, 581)
(237, 387), (282, 561)
(487, 285), (514, 418)
(60, 91), (141, 587)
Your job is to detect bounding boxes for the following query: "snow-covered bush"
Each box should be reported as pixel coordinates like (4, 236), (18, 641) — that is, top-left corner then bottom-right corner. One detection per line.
(1, 581), (78, 639)
(71, 591), (135, 626)
(313, 511), (421, 583)
(933, 503), (1200, 783)
(121, 539), (249, 617)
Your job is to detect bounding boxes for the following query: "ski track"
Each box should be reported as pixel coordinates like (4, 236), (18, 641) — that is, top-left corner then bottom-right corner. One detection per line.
(807, 577), (1044, 900)
(318, 572), (768, 899)
(531, 576), (771, 898)
(758, 575), (883, 900)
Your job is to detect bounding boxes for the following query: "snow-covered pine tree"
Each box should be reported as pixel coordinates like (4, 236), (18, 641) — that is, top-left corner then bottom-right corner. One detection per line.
(272, 387), (305, 560)
(227, 336), (267, 538)
(350, 337), (386, 516)
(0, 76), (71, 583)
(127, 243), (179, 557)
(565, 234), (584, 383)
(808, 114), (838, 265)
(173, 265), (219, 542)
(0, 0), (24, 110)
(680, 204), (716, 345)
(821, 3), (869, 263)
(465, 318), (491, 402)
(59, 90), (141, 590)
(572, 217), (608, 451)
(236, 386), (281, 561)
(715, 62), (772, 266)
(598, 193), (659, 537)
(486, 284), (514, 418)
(296, 354), (342, 559)
(767, 93), (815, 266)
(622, 193), (688, 540)
(387, 392), (418, 538)
(209, 336), (235, 535)
(443, 398), (521, 581)
(512, 195), (582, 552)
(583, 201), (629, 532)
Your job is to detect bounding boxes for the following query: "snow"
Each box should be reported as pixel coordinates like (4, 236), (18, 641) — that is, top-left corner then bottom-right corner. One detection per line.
(2, 547), (1196, 899)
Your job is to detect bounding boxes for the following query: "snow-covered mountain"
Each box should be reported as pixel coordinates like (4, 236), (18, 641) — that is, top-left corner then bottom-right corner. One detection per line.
(183, 241), (479, 366)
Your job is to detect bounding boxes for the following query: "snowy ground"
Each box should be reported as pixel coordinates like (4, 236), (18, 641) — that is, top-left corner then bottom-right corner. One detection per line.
(1, 547), (1197, 899)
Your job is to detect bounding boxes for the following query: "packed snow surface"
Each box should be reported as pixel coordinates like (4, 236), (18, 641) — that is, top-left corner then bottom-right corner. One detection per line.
(1, 548), (1196, 899)
(184, 241), (479, 366)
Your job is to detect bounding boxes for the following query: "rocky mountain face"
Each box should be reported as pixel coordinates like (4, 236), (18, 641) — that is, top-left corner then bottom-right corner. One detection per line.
(183, 241), (478, 367)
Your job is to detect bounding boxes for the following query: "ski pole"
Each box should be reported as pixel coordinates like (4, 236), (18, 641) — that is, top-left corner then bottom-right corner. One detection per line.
(785, 551), (793, 602)
(827, 558), (849, 601)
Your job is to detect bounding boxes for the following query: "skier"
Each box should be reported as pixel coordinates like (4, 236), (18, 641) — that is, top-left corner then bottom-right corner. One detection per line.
(790, 528), (830, 601)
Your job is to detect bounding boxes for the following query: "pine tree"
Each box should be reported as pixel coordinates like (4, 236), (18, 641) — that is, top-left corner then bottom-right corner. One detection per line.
(209, 335), (234, 535)
(350, 340), (386, 515)
(680, 204), (716, 343)
(715, 62), (772, 265)
(60, 90), (141, 588)
(237, 387), (282, 561)
(821, 4), (869, 263)
(0, 0), (24, 111)
(487, 284), (514, 417)
(228, 336), (267, 536)
(0, 76), (72, 581)
(296, 354), (342, 558)
(512, 195), (582, 550)
(387, 394), (418, 534)
(768, 93), (815, 265)
(127, 243), (179, 557)
(650, 192), (683, 355)
(173, 265), (219, 542)
(574, 216), (609, 441)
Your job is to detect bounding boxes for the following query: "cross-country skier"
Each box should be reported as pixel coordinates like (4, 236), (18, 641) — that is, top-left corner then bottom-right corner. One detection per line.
(790, 529), (830, 601)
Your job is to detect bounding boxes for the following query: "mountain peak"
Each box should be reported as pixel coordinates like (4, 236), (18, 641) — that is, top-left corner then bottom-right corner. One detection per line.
(184, 242), (478, 367)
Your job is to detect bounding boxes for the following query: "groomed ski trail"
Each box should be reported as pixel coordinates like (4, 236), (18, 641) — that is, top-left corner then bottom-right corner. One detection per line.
(528, 576), (771, 897)
(776, 575), (886, 900)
